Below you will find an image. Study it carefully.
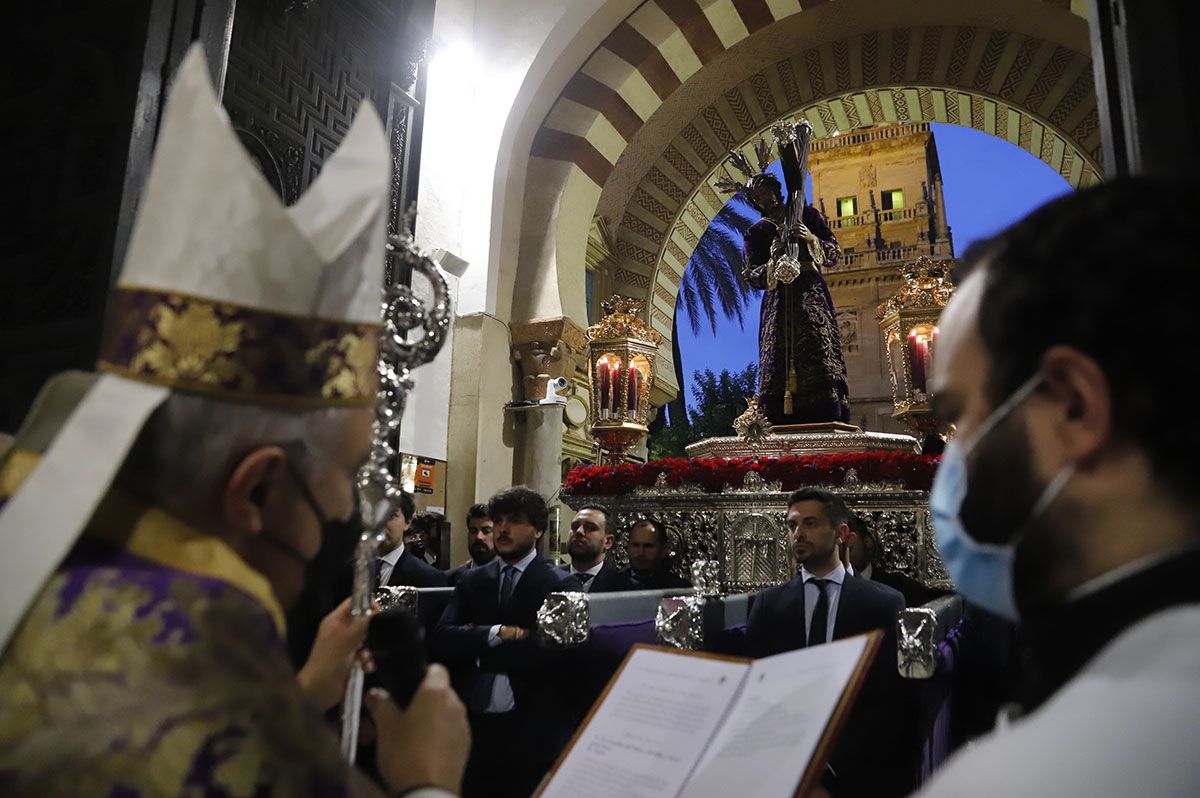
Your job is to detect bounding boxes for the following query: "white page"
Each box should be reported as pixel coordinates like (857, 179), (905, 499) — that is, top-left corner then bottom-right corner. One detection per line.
(540, 648), (749, 798)
(679, 635), (870, 798)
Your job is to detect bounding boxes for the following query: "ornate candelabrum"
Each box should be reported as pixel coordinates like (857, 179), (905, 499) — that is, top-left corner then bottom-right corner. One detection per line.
(585, 297), (661, 463)
(340, 231), (451, 763)
(876, 257), (955, 438)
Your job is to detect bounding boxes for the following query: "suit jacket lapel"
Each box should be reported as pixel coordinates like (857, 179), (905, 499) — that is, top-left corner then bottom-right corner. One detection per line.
(833, 575), (859, 639)
(780, 577), (808, 650)
(593, 560), (615, 591)
(386, 548), (409, 587)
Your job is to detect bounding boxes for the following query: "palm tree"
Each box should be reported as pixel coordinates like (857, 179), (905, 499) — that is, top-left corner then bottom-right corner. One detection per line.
(663, 194), (759, 431)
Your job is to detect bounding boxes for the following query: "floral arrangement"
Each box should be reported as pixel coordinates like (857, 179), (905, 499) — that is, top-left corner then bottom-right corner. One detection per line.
(563, 451), (940, 495)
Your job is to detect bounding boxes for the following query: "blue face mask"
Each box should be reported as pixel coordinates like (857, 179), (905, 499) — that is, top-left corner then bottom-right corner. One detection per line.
(930, 374), (1075, 621)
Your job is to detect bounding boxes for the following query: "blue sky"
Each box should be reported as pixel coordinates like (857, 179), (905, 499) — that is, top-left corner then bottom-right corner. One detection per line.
(674, 122), (1073, 414)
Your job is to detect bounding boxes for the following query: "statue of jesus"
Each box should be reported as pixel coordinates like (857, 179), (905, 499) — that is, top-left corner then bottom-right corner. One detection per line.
(718, 121), (850, 426)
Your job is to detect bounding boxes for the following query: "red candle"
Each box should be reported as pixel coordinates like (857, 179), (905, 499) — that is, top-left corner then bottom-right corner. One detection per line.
(610, 360), (622, 415)
(627, 366), (640, 414)
(907, 332), (926, 392)
(598, 361), (610, 419)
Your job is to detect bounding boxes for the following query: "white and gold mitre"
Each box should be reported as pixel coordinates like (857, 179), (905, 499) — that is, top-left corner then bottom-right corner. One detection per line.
(0, 45), (390, 650)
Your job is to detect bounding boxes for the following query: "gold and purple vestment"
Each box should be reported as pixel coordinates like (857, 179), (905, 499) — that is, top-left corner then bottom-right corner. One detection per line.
(0, 452), (382, 797)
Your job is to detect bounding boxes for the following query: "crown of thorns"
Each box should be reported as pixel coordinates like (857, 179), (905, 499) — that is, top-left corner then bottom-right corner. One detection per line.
(714, 137), (775, 196)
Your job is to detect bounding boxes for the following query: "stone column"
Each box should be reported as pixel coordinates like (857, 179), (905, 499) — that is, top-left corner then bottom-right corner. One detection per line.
(510, 316), (586, 558)
(444, 313), (517, 568)
(506, 403), (566, 558)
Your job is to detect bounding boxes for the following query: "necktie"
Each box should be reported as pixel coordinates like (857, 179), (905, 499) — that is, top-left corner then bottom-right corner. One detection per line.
(500, 565), (516, 606)
(472, 565), (518, 714)
(575, 572), (594, 587)
(808, 578), (830, 647)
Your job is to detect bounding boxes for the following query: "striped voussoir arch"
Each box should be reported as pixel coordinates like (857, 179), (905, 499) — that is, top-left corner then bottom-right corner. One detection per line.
(530, 0), (1100, 340)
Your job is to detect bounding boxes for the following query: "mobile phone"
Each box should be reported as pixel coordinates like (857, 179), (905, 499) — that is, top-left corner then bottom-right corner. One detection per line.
(364, 605), (428, 708)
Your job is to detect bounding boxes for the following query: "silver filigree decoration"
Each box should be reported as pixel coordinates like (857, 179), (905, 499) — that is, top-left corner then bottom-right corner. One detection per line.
(732, 470), (783, 494)
(843, 468), (860, 487)
(656, 596), (705, 650)
(342, 215), (452, 764)
(898, 607), (938, 679)
(691, 560), (721, 597)
(732, 395), (773, 448)
(686, 429), (919, 459)
(375, 586), (419, 613)
(536, 591), (591, 649)
(773, 253), (803, 285)
(725, 512), (792, 592)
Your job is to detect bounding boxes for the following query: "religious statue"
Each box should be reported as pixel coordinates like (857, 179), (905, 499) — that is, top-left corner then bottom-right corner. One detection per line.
(717, 120), (850, 426)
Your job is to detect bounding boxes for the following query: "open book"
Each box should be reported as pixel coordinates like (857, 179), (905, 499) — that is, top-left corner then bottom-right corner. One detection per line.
(537, 633), (881, 798)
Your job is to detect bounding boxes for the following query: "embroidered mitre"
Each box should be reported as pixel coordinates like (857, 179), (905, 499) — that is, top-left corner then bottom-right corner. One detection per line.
(0, 44), (390, 650)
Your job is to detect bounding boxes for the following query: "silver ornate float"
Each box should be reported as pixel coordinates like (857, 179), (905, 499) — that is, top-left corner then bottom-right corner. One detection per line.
(564, 469), (947, 595)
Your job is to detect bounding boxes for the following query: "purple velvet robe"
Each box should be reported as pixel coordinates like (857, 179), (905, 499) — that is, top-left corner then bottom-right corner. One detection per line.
(743, 205), (850, 425)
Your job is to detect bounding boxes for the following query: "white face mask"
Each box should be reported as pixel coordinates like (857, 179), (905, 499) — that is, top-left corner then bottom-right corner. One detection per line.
(929, 374), (1075, 621)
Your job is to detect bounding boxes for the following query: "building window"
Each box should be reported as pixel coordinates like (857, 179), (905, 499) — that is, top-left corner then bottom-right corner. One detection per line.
(837, 196), (857, 217)
(881, 189), (904, 210)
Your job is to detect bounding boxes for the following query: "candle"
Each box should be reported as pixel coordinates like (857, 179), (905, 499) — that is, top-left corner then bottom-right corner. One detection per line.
(598, 361), (610, 419)
(930, 327), (939, 375)
(627, 366), (640, 415)
(610, 360), (622, 416)
(907, 332), (926, 393)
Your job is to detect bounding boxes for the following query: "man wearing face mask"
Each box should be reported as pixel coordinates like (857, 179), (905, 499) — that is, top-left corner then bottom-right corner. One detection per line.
(917, 179), (1199, 796)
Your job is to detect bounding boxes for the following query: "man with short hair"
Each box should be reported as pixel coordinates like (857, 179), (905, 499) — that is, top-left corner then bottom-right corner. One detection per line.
(561, 505), (636, 593)
(447, 503), (497, 586)
(915, 180), (1200, 796)
(747, 487), (911, 796)
(434, 486), (578, 798)
(845, 512), (942, 607)
(624, 518), (691, 589)
(374, 494), (446, 589)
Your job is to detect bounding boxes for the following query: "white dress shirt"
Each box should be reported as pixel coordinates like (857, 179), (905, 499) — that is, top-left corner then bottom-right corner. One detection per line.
(800, 562), (846, 645)
(568, 560), (605, 593)
(377, 542), (405, 587)
(482, 547), (539, 713)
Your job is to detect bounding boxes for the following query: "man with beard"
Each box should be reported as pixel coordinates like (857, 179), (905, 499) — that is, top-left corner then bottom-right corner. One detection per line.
(746, 488), (912, 796)
(447, 504), (498, 586)
(915, 179), (1199, 796)
(624, 518), (691, 589)
(434, 487), (578, 798)
(560, 505), (636, 593)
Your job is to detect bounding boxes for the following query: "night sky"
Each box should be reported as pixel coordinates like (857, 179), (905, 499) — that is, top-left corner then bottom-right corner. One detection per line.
(675, 122), (1074, 414)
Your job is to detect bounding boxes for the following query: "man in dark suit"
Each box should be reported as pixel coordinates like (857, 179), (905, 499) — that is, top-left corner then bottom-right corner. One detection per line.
(846, 512), (946, 607)
(623, 517), (692, 589)
(447, 503), (498, 587)
(433, 486), (578, 798)
(747, 488), (913, 797)
(377, 492), (446, 589)
(560, 505), (636, 593)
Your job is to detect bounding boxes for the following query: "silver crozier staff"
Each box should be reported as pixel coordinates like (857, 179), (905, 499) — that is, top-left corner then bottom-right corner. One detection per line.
(340, 231), (452, 763)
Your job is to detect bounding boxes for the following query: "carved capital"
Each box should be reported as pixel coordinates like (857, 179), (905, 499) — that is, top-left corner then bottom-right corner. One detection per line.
(511, 316), (587, 401)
